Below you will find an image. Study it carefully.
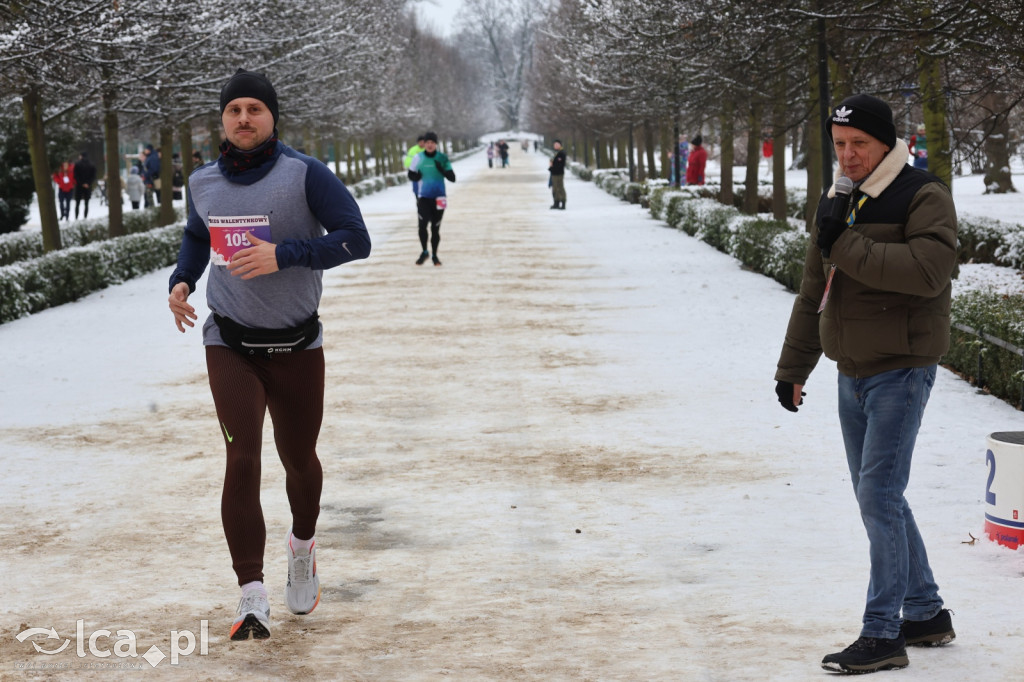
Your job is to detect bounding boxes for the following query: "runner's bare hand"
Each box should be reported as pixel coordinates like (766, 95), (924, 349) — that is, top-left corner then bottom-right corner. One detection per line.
(169, 281), (197, 333)
(228, 232), (279, 280)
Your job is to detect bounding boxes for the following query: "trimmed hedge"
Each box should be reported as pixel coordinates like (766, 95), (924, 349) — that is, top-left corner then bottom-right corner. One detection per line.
(0, 223), (183, 323)
(947, 290), (1024, 406)
(0, 206), (185, 266)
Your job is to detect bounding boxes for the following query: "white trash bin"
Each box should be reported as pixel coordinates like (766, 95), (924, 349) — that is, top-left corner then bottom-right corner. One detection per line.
(985, 432), (1024, 549)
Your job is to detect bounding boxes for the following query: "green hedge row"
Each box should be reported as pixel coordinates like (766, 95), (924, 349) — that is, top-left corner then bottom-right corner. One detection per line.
(0, 224), (183, 323)
(569, 159), (1024, 409)
(0, 207), (185, 266)
(947, 290), (1024, 406)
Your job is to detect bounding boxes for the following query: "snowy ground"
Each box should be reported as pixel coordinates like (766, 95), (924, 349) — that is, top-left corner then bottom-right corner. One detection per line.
(2, 146), (1024, 680)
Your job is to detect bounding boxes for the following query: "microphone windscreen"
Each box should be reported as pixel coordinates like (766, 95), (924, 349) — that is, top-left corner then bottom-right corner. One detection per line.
(835, 175), (854, 197)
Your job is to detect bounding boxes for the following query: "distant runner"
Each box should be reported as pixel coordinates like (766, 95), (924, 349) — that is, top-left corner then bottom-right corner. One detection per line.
(407, 131), (455, 266)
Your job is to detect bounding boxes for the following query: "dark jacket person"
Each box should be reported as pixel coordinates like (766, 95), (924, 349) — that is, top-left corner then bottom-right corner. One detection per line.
(774, 93), (957, 675)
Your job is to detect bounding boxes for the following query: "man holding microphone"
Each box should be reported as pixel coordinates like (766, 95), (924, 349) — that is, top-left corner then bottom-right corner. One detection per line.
(774, 94), (958, 674)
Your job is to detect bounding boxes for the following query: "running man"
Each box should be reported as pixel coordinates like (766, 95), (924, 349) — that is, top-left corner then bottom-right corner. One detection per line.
(167, 68), (371, 641)
(407, 131), (455, 266)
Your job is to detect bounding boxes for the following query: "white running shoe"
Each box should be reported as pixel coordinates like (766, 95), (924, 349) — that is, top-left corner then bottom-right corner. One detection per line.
(285, 530), (320, 615)
(230, 588), (271, 641)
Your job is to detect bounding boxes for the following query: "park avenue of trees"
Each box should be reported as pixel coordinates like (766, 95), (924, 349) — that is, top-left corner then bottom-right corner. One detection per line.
(0, 0), (499, 248)
(528, 1), (1024, 228)
(3, 0), (1024, 247)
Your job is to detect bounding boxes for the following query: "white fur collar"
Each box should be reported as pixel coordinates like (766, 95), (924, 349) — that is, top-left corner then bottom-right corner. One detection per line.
(827, 138), (909, 199)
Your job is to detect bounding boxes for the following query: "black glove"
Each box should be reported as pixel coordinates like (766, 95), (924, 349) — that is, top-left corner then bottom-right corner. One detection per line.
(816, 216), (847, 257)
(775, 381), (805, 412)
(435, 159), (445, 172)
(407, 169), (422, 182)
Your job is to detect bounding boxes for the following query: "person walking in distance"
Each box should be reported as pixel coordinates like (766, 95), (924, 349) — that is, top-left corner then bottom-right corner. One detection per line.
(685, 135), (707, 186)
(125, 165), (144, 210)
(52, 159), (75, 220)
(549, 139), (567, 209)
(140, 144), (159, 207)
(166, 68), (371, 641)
(774, 93), (957, 674)
(72, 151), (96, 219)
(498, 139), (510, 168)
(407, 131), (455, 266)
(146, 145), (162, 204)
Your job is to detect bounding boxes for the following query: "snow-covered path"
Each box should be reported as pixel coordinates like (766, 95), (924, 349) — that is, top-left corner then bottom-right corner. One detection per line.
(1, 146), (1022, 680)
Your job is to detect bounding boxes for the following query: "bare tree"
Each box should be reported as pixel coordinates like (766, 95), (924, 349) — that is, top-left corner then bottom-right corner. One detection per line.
(460, 0), (541, 130)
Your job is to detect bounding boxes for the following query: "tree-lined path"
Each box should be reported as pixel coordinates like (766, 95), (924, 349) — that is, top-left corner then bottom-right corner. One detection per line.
(1, 146), (1021, 680)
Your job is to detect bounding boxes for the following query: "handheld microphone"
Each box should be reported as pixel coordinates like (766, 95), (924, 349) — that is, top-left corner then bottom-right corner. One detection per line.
(819, 176), (855, 257)
(831, 176), (855, 223)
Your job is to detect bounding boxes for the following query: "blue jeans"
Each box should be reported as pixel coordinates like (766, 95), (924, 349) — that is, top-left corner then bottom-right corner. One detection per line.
(837, 366), (943, 639)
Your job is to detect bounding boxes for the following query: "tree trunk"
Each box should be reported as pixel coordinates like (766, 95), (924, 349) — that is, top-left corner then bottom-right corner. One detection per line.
(312, 131), (324, 166)
(179, 120), (193, 195)
(346, 138), (354, 184)
(644, 122), (657, 182)
(335, 135), (344, 178)
(982, 91), (1015, 194)
(158, 124), (175, 226)
(104, 106), (124, 237)
(635, 126), (646, 182)
(805, 48), (824, 233)
(628, 125), (636, 181)
(209, 117), (222, 154)
(720, 101), (735, 207)
(743, 103), (762, 214)
(917, 29), (951, 188)
(22, 89), (60, 251)
(660, 120), (671, 180)
(772, 66), (788, 221)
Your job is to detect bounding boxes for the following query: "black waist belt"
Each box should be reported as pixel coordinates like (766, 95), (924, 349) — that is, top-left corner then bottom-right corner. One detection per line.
(213, 312), (319, 358)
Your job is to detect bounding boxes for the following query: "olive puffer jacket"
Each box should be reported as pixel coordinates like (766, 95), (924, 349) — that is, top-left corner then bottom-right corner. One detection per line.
(776, 139), (958, 381)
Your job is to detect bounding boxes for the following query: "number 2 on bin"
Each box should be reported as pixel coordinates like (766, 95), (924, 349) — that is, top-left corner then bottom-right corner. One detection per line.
(986, 449), (997, 505)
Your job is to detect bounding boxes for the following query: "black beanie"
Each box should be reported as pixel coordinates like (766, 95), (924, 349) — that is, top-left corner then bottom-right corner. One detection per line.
(827, 94), (896, 149)
(220, 69), (279, 124)
(423, 131), (439, 143)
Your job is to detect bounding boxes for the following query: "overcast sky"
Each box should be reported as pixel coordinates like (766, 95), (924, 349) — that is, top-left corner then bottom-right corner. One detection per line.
(413, 0), (465, 37)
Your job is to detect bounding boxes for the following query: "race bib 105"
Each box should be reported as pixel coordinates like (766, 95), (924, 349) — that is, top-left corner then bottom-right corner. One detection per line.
(209, 215), (271, 266)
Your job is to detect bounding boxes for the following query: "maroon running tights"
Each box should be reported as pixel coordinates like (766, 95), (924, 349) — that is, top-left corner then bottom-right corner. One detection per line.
(206, 345), (325, 586)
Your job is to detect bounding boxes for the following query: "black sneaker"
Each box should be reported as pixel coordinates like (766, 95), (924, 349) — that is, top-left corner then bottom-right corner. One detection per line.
(821, 635), (909, 674)
(432, 255), (442, 266)
(902, 609), (955, 647)
(415, 251), (429, 265)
